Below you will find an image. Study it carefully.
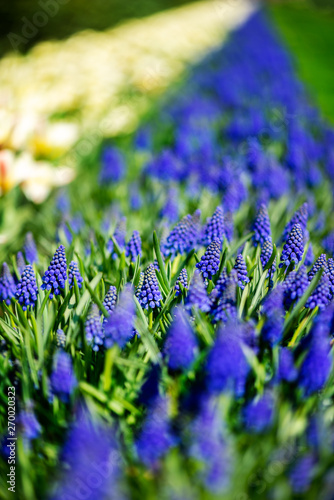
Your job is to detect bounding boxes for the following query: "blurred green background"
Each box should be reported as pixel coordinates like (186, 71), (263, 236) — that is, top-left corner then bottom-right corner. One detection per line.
(270, 1), (334, 123)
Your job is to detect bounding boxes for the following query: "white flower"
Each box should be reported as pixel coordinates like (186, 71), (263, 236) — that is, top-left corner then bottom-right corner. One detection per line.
(0, 149), (75, 203)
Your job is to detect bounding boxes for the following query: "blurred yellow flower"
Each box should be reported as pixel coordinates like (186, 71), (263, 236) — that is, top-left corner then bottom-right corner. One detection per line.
(0, 149), (75, 203)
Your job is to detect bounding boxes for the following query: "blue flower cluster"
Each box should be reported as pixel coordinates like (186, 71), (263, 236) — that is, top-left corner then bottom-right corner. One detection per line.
(15, 265), (38, 310)
(137, 264), (162, 310)
(41, 245), (67, 299)
(68, 261), (83, 289)
(196, 239), (221, 281)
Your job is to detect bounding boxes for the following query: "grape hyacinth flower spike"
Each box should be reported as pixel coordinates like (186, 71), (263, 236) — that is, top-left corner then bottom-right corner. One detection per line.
(102, 285), (117, 322)
(15, 265), (38, 310)
(326, 258), (334, 298)
(135, 272), (144, 298)
(138, 264), (162, 310)
(261, 285), (284, 346)
(163, 308), (197, 370)
(211, 270), (238, 323)
(16, 251), (26, 276)
(135, 396), (174, 468)
(108, 217), (126, 259)
(186, 270), (211, 313)
(252, 204), (271, 247)
(56, 329), (66, 349)
(162, 212), (200, 259)
(223, 212), (233, 242)
(104, 284), (135, 349)
(243, 392), (275, 433)
(24, 232), (38, 264)
(308, 254), (327, 282)
(201, 206), (224, 246)
(50, 351), (77, 402)
(41, 245), (67, 299)
(196, 239), (221, 281)
(305, 274), (330, 311)
(125, 230), (142, 261)
(206, 321), (250, 397)
(283, 265), (309, 310)
(85, 304), (104, 352)
(279, 224), (304, 269)
(260, 238), (276, 275)
(283, 202), (308, 242)
(174, 268), (188, 297)
(0, 263), (16, 305)
(233, 254), (249, 289)
(52, 409), (123, 500)
(68, 261), (83, 289)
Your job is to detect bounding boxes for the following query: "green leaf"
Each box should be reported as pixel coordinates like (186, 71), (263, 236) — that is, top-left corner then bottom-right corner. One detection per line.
(227, 232), (254, 259)
(85, 279), (109, 317)
(284, 268), (323, 335)
(153, 231), (170, 291)
(75, 272), (103, 317)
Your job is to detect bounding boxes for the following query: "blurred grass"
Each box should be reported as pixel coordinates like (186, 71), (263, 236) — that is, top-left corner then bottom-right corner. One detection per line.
(0, 0), (198, 56)
(269, 1), (334, 123)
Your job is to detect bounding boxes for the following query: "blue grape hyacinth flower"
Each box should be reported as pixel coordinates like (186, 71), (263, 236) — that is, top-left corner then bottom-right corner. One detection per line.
(125, 230), (142, 261)
(289, 454), (315, 494)
(104, 284), (135, 349)
(50, 351), (76, 402)
(163, 308), (197, 370)
(108, 217), (126, 259)
(16, 251), (26, 277)
(24, 232), (38, 264)
(211, 270), (238, 323)
(308, 253), (327, 281)
(298, 327), (332, 396)
(138, 264), (162, 310)
(41, 245), (67, 299)
(186, 270), (211, 313)
(233, 254), (249, 289)
(135, 272), (144, 298)
(174, 268), (188, 296)
(206, 321), (250, 397)
(85, 304), (104, 352)
(305, 274), (330, 310)
(260, 238), (276, 275)
(277, 347), (297, 382)
(282, 202), (308, 242)
(15, 265), (38, 310)
(102, 285), (117, 323)
(135, 396), (174, 469)
(243, 392), (275, 433)
(56, 329), (66, 349)
(252, 204), (271, 246)
(52, 409), (123, 500)
(162, 212), (200, 259)
(99, 146), (125, 184)
(196, 239), (221, 281)
(279, 224), (304, 268)
(68, 261), (83, 289)
(0, 263), (16, 305)
(283, 265), (309, 309)
(189, 398), (231, 493)
(261, 285), (284, 346)
(201, 206), (224, 246)
(20, 406), (41, 441)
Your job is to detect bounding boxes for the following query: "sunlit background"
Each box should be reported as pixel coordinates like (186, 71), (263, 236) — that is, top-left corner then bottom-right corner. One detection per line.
(0, 0), (333, 235)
